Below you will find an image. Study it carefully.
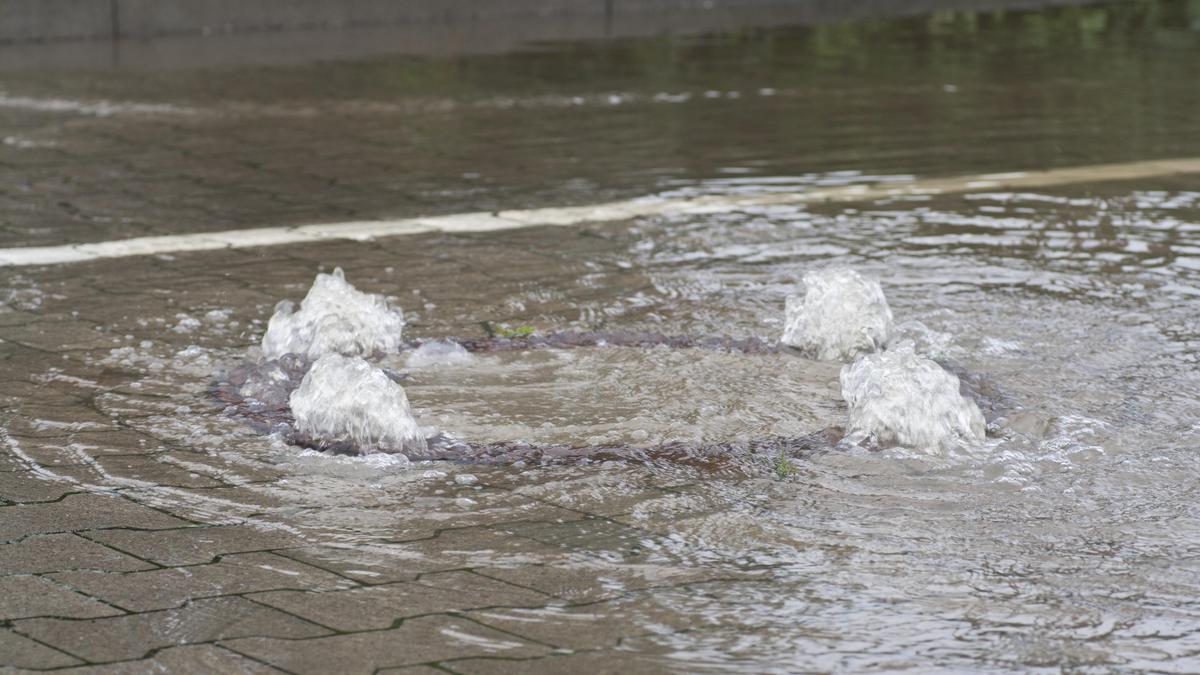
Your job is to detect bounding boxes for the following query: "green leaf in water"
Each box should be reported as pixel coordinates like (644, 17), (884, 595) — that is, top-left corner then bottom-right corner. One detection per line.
(774, 449), (795, 480)
(482, 321), (536, 338)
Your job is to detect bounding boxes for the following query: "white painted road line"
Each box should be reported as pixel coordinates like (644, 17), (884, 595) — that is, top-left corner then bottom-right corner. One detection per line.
(2, 157), (1199, 267)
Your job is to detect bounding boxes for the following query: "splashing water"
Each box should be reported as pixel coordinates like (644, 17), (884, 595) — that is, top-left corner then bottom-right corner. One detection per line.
(240, 265), (989, 461)
(261, 267), (405, 359)
(781, 267), (893, 361)
(8, 13), (1200, 670)
(289, 354), (426, 455)
(405, 339), (473, 369)
(839, 340), (986, 453)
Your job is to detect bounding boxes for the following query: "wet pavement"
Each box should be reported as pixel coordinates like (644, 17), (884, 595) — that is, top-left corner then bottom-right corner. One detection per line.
(5, 1), (1200, 673)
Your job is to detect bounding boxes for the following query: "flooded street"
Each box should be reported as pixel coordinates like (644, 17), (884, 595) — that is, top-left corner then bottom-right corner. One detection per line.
(3, 1), (1200, 672)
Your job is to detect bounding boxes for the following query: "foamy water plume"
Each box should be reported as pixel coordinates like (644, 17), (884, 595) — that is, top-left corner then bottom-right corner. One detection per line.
(289, 354), (427, 455)
(262, 268), (405, 359)
(405, 340), (473, 369)
(839, 341), (986, 453)
(781, 268), (893, 361)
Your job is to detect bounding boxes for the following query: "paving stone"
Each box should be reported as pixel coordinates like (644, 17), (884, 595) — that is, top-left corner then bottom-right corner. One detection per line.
(123, 484), (295, 511)
(279, 524), (572, 586)
(473, 564), (627, 603)
(0, 533), (154, 575)
(0, 493), (189, 541)
(273, 545), (452, 585)
(50, 552), (355, 612)
(514, 476), (681, 518)
(442, 649), (670, 675)
(0, 628), (83, 669)
(0, 308), (42, 329)
(249, 570), (553, 632)
(14, 596), (331, 663)
(465, 594), (695, 651)
(390, 494), (585, 536)
(375, 666), (448, 675)
(0, 449), (30, 473)
(473, 558), (733, 604)
(0, 445), (90, 471)
(0, 470), (79, 503)
(606, 489), (731, 533)
(395, 525), (568, 570)
(50, 644), (286, 673)
(85, 524), (306, 566)
(87, 455), (229, 488)
(154, 453), (293, 485)
(0, 320), (124, 353)
(223, 615), (551, 675)
(0, 575), (122, 620)
(498, 518), (650, 555)
(9, 429), (158, 458)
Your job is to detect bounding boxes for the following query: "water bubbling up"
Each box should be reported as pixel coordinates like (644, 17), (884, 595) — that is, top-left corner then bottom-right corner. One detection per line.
(840, 340), (986, 453)
(781, 267), (893, 361)
(261, 267), (405, 359)
(289, 354), (426, 455)
(257, 264), (992, 459)
(405, 339), (473, 369)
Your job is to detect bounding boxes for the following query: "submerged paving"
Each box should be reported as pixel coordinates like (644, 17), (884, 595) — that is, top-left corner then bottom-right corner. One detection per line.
(6, 1), (1200, 672)
(0, 232), (785, 673)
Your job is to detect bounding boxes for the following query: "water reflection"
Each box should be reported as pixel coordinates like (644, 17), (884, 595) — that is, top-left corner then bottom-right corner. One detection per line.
(2, 2), (1200, 249)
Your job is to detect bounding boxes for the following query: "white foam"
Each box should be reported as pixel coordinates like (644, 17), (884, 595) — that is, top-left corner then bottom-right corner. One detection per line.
(781, 268), (893, 361)
(204, 308), (233, 325)
(893, 320), (959, 359)
(284, 448), (413, 478)
(405, 340), (473, 369)
(289, 354), (427, 455)
(0, 275), (43, 311)
(3, 135), (56, 149)
(0, 92), (196, 117)
(262, 268), (405, 359)
(235, 359), (298, 408)
(839, 341), (985, 453)
(171, 313), (201, 333)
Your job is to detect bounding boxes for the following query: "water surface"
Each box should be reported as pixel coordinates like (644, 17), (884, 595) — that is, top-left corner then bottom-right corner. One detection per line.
(3, 1), (1200, 671)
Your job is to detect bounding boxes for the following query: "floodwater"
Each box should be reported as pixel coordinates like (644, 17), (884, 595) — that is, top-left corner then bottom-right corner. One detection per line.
(4, 0), (1200, 671)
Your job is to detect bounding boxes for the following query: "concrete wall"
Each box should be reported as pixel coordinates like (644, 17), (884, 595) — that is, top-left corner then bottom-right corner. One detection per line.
(110, 0), (611, 38)
(0, 0), (1102, 45)
(1, 0), (113, 42)
(8, 0), (737, 42)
